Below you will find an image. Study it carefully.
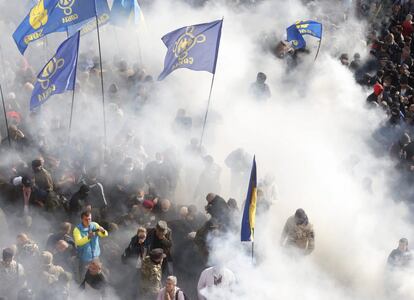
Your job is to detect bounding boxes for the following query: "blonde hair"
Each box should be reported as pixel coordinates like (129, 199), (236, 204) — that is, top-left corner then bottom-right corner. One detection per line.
(137, 227), (147, 234)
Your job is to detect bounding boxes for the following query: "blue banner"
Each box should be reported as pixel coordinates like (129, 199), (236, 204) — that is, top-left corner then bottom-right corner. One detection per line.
(30, 31), (80, 111)
(13, 0), (96, 54)
(158, 19), (223, 80)
(67, 0), (110, 36)
(287, 20), (322, 49)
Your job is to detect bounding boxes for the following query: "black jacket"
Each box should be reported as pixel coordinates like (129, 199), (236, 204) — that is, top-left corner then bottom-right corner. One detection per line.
(121, 235), (149, 265)
(206, 195), (230, 225)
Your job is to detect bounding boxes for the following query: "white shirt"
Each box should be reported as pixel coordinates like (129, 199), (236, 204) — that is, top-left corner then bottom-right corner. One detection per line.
(197, 266), (236, 300)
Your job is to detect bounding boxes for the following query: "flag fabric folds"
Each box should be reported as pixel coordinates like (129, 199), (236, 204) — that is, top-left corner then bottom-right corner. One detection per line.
(13, 0), (96, 54)
(30, 31), (80, 111)
(241, 156), (257, 242)
(67, 0), (111, 36)
(158, 19), (223, 81)
(286, 20), (322, 49)
(111, 0), (144, 26)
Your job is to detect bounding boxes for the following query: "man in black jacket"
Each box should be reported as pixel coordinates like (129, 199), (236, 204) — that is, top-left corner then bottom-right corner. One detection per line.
(146, 220), (173, 279)
(69, 185), (90, 217)
(205, 193), (230, 226)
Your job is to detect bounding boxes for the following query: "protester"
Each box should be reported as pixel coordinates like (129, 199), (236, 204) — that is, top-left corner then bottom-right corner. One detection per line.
(197, 265), (236, 300)
(387, 238), (412, 268)
(80, 260), (108, 297)
(249, 72), (271, 100)
(141, 248), (166, 299)
(0, 247), (25, 299)
(146, 220), (173, 278)
(73, 211), (108, 281)
(157, 275), (186, 300)
(280, 208), (315, 255)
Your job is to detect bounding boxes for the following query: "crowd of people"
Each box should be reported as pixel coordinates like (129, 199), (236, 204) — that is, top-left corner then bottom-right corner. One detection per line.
(0, 15), (279, 297)
(0, 0), (413, 299)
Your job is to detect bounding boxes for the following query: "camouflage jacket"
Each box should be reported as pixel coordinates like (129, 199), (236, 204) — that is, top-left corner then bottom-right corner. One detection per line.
(281, 216), (315, 253)
(140, 256), (162, 294)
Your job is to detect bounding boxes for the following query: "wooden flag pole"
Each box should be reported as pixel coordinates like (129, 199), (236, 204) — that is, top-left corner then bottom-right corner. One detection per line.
(95, 14), (107, 151)
(0, 83), (11, 147)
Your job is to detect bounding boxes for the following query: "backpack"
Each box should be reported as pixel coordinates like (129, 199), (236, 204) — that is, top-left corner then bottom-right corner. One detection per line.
(175, 289), (189, 300)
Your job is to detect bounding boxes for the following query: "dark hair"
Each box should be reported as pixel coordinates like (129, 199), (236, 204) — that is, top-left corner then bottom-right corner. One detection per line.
(79, 184), (90, 194)
(81, 211), (91, 219)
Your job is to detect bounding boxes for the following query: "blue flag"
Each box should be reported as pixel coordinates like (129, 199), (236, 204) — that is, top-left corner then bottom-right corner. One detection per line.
(13, 0), (96, 54)
(67, 0), (111, 36)
(286, 20), (322, 49)
(30, 31), (80, 111)
(111, 0), (144, 26)
(158, 19), (223, 81)
(241, 156), (257, 242)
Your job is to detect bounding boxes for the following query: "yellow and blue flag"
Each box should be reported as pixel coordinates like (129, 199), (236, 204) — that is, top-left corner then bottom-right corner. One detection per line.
(67, 0), (111, 36)
(286, 20), (322, 49)
(111, 0), (145, 26)
(13, 0), (96, 54)
(158, 19), (223, 81)
(241, 156), (257, 242)
(30, 31), (80, 111)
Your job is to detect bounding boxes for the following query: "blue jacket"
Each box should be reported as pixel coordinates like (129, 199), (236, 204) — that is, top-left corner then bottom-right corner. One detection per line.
(73, 222), (108, 262)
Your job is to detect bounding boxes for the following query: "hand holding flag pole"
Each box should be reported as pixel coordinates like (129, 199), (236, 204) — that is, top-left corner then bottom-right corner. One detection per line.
(286, 20), (323, 61)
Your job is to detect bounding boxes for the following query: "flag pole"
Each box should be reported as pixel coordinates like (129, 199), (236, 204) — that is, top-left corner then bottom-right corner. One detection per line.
(68, 30), (80, 143)
(314, 26), (322, 62)
(199, 72), (216, 148)
(252, 241), (254, 262)
(69, 85), (76, 138)
(95, 14), (107, 151)
(0, 83), (11, 147)
(135, 29), (143, 65)
(199, 17), (223, 148)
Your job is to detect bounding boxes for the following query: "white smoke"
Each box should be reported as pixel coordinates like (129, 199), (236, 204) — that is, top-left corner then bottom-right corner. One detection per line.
(0, 0), (413, 299)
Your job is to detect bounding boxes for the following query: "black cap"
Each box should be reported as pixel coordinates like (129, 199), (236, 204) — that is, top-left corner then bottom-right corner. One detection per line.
(149, 248), (166, 261)
(3, 247), (14, 260)
(31, 159), (42, 168)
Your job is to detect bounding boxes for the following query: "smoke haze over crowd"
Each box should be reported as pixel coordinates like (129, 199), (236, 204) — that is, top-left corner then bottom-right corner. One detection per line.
(0, 0), (413, 299)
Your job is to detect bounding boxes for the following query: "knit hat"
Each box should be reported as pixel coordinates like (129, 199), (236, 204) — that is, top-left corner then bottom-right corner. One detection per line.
(374, 83), (384, 96)
(143, 199), (154, 209)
